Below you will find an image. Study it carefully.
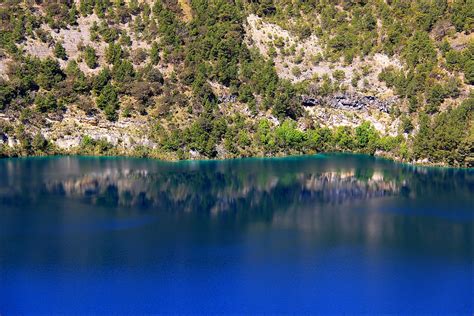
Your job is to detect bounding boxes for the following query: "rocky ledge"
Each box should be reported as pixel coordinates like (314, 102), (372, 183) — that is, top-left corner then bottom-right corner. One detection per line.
(302, 93), (397, 113)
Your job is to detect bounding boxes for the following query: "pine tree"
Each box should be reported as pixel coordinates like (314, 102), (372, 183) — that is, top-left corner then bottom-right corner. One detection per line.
(84, 46), (97, 69)
(54, 42), (67, 60)
(96, 83), (119, 121)
(150, 42), (160, 65)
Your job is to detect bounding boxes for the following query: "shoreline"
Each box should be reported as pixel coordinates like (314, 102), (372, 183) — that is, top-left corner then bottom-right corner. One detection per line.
(2, 150), (472, 170)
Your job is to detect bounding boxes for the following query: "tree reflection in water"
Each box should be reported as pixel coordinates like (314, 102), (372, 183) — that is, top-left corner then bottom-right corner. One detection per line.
(0, 154), (472, 268)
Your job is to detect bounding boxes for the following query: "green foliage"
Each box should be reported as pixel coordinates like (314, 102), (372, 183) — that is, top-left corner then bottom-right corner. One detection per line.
(333, 126), (355, 151)
(332, 70), (345, 81)
(275, 120), (306, 149)
(96, 83), (119, 121)
(79, 0), (95, 16)
(412, 0), (447, 31)
(425, 83), (446, 114)
(152, 1), (183, 48)
(68, 3), (78, 25)
(184, 114), (218, 157)
(306, 127), (332, 152)
(355, 121), (379, 154)
(112, 60), (135, 82)
(413, 94), (473, 166)
(443, 42), (474, 85)
(35, 92), (59, 113)
(93, 68), (111, 93)
(451, 0), (474, 32)
(271, 81), (302, 120)
(413, 113), (432, 159)
(84, 46), (97, 69)
(31, 132), (50, 154)
(377, 135), (404, 153)
(105, 42), (123, 65)
(242, 56), (279, 99)
(0, 0), (471, 165)
(37, 58), (65, 90)
(401, 114), (414, 133)
(402, 31), (437, 69)
(80, 135), (115, 155)
(150, 42), (160, 65)
(145, 68), (164, 84)
(256, 0), (276, 16)
(54, 42), (67, 60)
(256, 119), (275, 149)
(0, 80), (14, 110)
(182, 0), (245, 87)
(464, 60), (474, 85)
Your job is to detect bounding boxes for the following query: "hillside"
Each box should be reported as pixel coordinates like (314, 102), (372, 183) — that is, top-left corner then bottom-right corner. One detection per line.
(0, 0), (473, 166)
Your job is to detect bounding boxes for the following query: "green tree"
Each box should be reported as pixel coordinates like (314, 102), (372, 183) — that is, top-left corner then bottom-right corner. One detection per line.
(413, 113), (432, 160)
(0, 81), (14, 110)
(451, 0), (474, 32)
(112, 60), (135, 82)
(428, 96), (473, 165)
(333, 126), (355, 151)
(150, 42), (160, 65)
(105, 42), (123, 65)
(464, 59), (474, 84)
(37, 58), (65, 90)
(93, 68), (111, 93)
(32, 132), (49, 153)
(36, 92), (59, 112)
(275, 120), (306, 149)
(402, 31), (436, 69)
(79, 0), (94, 16)
(84, 46), (97, 69)
(426, 83), (446, 114)
(68, 3), (78, 25)
(271, 81), (301, 120)
(401, 114), (414, 133)
(96, 83), (119, 121)
(355, 121), (379, 154)
(54, 42), (67, 60)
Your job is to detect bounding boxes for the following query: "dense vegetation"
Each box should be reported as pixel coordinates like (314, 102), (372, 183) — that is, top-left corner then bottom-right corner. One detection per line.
(0, 0), (472, 166)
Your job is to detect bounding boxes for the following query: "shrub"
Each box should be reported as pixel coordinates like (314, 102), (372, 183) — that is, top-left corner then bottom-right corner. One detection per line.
(333, 69), (345, 82)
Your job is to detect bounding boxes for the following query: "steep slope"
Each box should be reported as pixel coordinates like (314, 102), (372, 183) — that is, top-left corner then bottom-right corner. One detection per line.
(0, 0), (472, 166)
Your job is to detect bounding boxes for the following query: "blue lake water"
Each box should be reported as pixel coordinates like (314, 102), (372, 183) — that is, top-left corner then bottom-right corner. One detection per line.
(0, 154), (473, 314)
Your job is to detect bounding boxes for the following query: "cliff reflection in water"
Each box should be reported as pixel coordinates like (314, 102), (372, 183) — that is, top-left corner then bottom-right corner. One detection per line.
(0, 155), (472, 268)
(43, 169), (402, 213)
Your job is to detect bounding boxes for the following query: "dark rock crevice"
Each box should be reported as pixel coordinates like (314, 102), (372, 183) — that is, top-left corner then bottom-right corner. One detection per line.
(301, 93), (397, 113)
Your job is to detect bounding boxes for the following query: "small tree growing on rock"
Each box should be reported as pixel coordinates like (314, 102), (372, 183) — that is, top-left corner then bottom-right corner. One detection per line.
(96, 83), (119, 121)
(54, 42), (67, 60)
(84, 46), (97, 69)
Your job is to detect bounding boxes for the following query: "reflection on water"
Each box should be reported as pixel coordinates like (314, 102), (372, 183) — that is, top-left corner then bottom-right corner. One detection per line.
(41, 169), (402, 212)
(0, 155), (473, 313)
(0, 155), (472, 266)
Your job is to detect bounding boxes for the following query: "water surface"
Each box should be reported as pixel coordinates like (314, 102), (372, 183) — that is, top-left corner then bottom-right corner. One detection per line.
(0, 154), (473, 313)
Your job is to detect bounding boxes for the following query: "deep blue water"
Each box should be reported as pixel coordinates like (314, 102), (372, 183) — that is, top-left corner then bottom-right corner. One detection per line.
(0, 154), (473, 314)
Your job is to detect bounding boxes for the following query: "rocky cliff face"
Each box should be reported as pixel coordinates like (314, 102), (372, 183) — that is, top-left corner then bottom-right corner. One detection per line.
(0, 1), (472, 165)
(1, 13), (401, 150)
(301, 93), (396, 113)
